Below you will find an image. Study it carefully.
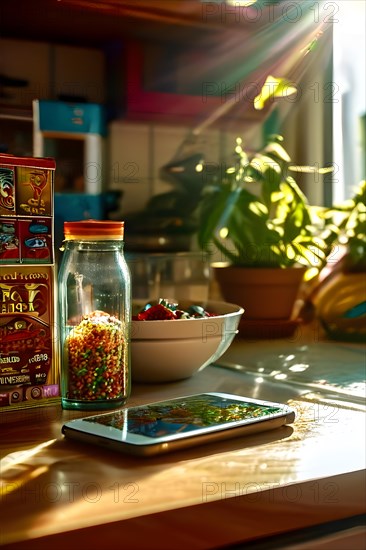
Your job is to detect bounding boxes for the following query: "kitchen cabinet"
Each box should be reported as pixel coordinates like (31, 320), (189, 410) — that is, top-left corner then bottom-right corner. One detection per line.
(0, 39), (105, 109)
(0, 39), (50, 108)
(52, 45), (105, 105)
(1, 1), (283, 127)
(0, 39), (105, 158)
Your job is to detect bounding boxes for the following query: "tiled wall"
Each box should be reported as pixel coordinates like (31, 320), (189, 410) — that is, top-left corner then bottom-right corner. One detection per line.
(107, 120), (261, 216)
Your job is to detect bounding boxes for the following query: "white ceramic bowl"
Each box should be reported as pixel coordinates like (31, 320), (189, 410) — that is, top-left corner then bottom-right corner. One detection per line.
(131, 300), (244, 383)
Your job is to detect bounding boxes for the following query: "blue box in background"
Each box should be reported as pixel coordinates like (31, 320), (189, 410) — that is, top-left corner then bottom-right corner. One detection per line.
(38, 100), (107, 136)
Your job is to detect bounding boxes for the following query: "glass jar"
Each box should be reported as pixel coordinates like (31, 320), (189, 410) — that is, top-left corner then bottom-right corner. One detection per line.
(58, 220), (131, 410)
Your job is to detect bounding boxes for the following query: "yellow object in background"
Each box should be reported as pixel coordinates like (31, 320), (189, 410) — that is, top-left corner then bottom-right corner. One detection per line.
(315, 272), (366, 342)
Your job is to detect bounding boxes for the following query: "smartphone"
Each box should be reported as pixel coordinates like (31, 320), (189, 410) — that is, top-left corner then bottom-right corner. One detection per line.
(61, 392), (295, 457)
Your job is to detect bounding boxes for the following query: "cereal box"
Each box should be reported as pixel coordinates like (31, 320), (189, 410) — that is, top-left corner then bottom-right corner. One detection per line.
(0, 153), (59, 410)
(0, 154), (60, 411)
(0, 265), (59, 409)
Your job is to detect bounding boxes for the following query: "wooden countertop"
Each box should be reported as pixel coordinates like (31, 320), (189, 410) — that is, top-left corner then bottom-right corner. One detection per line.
(1, 335), (365, 550)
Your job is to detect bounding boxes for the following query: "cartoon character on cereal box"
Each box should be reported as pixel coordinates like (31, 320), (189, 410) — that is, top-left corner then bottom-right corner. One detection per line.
(16, 167), (52, 216)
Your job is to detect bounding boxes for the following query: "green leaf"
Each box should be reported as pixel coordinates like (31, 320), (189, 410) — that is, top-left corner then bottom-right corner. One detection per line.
(263, 141), (291, 163)
(282, 203), (306, 242)
(254, 76), (297, 110)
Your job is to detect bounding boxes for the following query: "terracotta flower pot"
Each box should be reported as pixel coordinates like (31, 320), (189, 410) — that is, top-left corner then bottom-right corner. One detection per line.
(212, 264), (306, 320)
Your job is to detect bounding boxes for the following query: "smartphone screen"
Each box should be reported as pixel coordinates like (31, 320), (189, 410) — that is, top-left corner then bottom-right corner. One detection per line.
(62, 393), (295, 456)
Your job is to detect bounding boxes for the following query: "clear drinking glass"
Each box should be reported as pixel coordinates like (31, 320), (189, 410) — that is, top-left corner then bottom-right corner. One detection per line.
(126, 251), (211, 312)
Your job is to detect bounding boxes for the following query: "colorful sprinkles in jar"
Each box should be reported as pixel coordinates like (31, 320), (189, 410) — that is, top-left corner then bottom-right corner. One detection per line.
(65, 310), (127, 401)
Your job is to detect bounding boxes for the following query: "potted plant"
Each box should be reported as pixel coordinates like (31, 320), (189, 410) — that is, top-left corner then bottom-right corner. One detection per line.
(196, 134), (329, 325)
